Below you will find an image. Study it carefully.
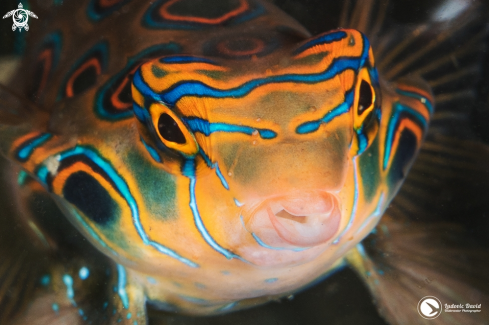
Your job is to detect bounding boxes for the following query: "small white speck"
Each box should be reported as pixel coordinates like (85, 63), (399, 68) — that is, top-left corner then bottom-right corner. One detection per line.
(256, 118), (261, 122)
(252, 130), (259, 136)
(45, 156), (60, 175)
(252, 141), (257, 145)
(228, 172), (233, 176)
(420, 98), (426, 103)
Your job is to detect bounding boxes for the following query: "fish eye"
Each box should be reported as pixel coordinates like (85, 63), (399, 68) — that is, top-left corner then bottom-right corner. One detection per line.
(358, 79), (373, 114)
(158, 113), (186, 144)
(148, 102), (199, 157)
(351, 68), (380, 155)
(353, 68), (377, 123)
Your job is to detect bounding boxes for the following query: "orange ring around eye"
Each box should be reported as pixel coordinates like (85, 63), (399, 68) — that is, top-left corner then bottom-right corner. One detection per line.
(353, 68), (375, 130)
(149, 102), (199, 157)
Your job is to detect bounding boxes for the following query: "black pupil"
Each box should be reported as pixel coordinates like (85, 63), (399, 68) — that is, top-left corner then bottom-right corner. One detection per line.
(158, 113), (186, 144)
(358, 80), (373, 114)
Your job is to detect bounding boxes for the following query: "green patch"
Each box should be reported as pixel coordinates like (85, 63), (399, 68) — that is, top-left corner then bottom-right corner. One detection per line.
(196, 70), (226, 80)
(151, 65), (168, 78)
(359, 137), (380, 203)
(293, 52), (328, 66)
(219, 142), (242, 171)
(124, 149), (177, 221)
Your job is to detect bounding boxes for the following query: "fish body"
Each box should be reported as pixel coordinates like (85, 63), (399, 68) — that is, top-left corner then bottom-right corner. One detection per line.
(0, 1), (487, 324)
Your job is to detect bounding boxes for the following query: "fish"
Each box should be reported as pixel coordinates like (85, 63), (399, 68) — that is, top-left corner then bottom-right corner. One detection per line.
(0, 0), (488, 324)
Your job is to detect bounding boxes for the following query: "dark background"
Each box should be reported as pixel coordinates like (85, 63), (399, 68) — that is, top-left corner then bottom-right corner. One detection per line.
(0, 1), (488, 324)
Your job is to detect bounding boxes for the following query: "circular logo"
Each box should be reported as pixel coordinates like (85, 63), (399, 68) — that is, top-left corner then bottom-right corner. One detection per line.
(14, 10), (28, 27)
(418, 296), (442, 319)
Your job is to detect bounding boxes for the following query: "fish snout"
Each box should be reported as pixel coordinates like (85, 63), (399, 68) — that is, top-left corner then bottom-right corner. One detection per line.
(247, 191), (341, 248)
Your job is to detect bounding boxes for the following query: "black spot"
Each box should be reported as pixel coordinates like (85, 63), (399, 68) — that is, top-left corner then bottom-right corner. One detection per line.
(388, 130), (417, 186)
(63, 171), (117, 225)
(158, 113), (186, 144)
(118, 79), (133, 103)
(72, 65), (98, 96)
(358, 80), (373, 114)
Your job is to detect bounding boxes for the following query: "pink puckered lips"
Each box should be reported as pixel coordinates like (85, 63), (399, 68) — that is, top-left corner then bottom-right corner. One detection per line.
(249, 191), (341, 248)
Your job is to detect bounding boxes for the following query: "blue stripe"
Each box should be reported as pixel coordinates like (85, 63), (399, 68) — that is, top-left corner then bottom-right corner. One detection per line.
(159, 56), (217, 65)
(356, 129), (369, 154)
(184, 117), (277, 139)
(133, 52), (368, 107)
(69, 206), (119, 257)
(293, 31), (348, 55)
(383, 102), (428, 170)
(396, 89), (434, 115)
(54, 146), (198, 267)
(355, 192), (385, 237)
(251, 232), (308, 252)
(140, 137), (162, 163)
(132, 103), (149, 123)
(296, 91), (354, 134)
(189, 174), (239, 260)
(333, 156), (359, 244)
(186, 159), (242, 260)
(214, 163), (229, 190)
(217, 302), (238, 312)
(17, 133), (52, 161)
(117, 264), (129, 309)
(238, 215), (308, 252)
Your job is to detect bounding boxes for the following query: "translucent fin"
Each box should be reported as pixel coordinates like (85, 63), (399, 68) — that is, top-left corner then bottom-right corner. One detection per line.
(0, 159), (48, 323)
(346, 128), (489, 324)
(0, 85), (40, 126)
(392, 135), (489, 235)
(0, 85), (50, 163)
(344, 0), (489, 118)
(347, 216), (489, 324)
(1, 159), (146, 324)
(8, 256), (147, 324)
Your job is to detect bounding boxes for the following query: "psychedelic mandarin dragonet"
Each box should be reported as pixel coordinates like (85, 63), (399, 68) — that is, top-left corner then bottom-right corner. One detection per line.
(0, 0), (488, 324)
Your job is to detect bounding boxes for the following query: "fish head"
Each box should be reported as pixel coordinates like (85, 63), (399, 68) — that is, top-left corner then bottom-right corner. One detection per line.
(131, 28), (383, 268)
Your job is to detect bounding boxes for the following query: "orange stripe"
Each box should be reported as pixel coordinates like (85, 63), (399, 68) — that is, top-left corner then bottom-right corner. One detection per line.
(397, 84), (433, 103)
(11, 132), (43, 154)
(65, 57), (102, 98)
(386, 118), (423, 171)
(37, 49), (53, 95)
(160, 0), (249, 24)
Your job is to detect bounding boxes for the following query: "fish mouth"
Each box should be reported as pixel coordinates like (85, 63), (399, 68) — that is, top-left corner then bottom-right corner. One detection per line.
(246, 191), (341, 248)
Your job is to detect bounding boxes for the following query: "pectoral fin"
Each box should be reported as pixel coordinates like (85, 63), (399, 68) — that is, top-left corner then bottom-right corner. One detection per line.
(347, 216), (489, 324)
